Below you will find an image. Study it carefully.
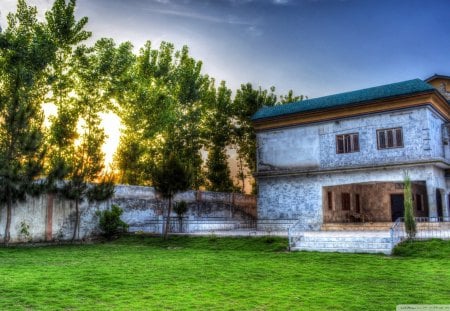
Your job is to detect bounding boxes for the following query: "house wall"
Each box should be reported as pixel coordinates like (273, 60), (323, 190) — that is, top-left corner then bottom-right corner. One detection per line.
(257, 165), (449, 231)
(257, 106), (449, 172)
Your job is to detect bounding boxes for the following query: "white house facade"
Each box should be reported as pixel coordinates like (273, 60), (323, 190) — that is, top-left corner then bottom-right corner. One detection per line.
(253, 77), (450, 232)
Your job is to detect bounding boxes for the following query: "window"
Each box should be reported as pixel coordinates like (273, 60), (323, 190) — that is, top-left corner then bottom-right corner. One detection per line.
(415, 194), (423, 211)
(327, 192), (333, 210)
(377, 128), (403, 149)
(341, 193), (351, 211)
(355, 194), (361, 213)
(336, 133), (359, 154)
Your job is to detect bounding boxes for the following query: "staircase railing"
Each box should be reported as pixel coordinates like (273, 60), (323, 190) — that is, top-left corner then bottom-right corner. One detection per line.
(390, 216), (450, 248)
(288, 218), (304, 251)
(390, 217), (405, 248)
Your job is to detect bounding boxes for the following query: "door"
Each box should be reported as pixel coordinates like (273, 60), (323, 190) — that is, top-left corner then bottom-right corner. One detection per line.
(436, 190), (443, 218)
(390, 194), (404, 221)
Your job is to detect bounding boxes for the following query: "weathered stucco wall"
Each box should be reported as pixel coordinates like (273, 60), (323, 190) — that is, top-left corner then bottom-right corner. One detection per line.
(257, 106), (449, 172)
(258, 126), (320, 170)
(257, 165), (450, 231)
(0, 185), (256, 243)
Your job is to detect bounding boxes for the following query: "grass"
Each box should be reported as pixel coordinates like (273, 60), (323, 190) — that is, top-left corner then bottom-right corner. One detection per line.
(0, 235), (449, 310)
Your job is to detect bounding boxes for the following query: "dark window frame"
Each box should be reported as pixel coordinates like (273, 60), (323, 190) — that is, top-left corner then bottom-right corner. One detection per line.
(327, 191), (333, 211)
(377, 127), (404, 149)
(355, 194), (361, 213)
(336, 133), (360, 154)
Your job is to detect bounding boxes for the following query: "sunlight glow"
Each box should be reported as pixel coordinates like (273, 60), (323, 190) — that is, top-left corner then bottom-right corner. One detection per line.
(42, 104), (122, 171)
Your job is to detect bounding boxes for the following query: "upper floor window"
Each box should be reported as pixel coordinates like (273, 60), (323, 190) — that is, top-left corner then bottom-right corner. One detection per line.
(336, 133), (359, 154)
(377, 127), (403, 149)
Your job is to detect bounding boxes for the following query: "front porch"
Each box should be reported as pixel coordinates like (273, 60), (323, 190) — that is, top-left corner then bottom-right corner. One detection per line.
(322, 181), (430, 223)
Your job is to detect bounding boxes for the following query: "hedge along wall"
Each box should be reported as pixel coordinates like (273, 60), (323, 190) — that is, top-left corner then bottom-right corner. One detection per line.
(0, 185), (256, 243)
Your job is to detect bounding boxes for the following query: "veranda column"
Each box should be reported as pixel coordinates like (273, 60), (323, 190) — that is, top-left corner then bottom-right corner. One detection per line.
(426, 182), (438, 219)
(442, 191), (450, 219)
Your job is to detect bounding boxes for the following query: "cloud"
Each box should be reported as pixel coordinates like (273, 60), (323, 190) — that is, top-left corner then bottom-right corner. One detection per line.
(272, 0), (290, 4)
(145, 7), (253, 26)
(245, 25), (263, 37)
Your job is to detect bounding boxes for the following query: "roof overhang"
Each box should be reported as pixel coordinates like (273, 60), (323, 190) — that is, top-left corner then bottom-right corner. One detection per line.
(253, 90), (450, 132)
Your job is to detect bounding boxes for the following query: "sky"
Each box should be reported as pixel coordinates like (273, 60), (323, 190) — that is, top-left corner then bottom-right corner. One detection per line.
(1, 0), (450, 173)
(1, 0), (450, 99)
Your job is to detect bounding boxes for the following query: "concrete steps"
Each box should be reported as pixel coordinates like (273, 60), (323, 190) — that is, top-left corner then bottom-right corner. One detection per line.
(291, 231), (392, 254)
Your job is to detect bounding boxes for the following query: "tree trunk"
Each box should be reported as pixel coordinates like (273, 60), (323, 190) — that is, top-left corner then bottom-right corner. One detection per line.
(72, 199), (79, 242)
(4, 198), (12, 245)
(163, 196), (172, 240)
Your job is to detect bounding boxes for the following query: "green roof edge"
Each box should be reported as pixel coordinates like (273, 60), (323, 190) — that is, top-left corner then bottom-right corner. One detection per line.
(252, 79), (435, 121)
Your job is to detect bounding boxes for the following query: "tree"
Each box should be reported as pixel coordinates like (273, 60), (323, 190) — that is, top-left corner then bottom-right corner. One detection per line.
(0, 0), (56, 244)
(152, 153), (192, 239)
(279, 90), (306, 104)
(204, 80), (235, 192)
(45, 0), (91, 193)
(232, 84), (277, 193)
(115, 42), (209, 190)
(232, 84), (304, 193)
(403, 172), (416, 239)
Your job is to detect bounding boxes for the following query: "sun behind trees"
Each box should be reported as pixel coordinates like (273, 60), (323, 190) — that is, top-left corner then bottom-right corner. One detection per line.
(0, 0), (305, 243)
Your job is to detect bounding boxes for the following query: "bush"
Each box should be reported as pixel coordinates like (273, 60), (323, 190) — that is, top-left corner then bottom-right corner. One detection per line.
(173, 201), (188, 218)
(403, 172), (416, 239)
(97, 204), (129, 239)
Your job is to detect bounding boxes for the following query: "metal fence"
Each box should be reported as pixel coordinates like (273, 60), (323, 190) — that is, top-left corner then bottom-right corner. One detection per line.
(390, 217), (450, 247)
(129, 217), (299, 236)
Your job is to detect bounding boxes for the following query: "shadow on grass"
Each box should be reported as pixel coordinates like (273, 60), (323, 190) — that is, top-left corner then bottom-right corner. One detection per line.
(110, 234), (289, 252)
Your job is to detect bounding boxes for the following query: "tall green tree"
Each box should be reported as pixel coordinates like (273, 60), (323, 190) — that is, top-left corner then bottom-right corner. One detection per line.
(45, 0), (91, 191)
(204, 80), (235, 192)
(232, 84), (304, 193)
(0, 0), (56, 244)
(115, 42), (208, 189)
(152, 153), (191, 240)
(232, 84), (277, 193)
(62, 39), (128, 241)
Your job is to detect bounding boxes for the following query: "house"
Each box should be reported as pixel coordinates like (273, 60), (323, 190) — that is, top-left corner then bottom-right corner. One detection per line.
(252, 77), (450, 237)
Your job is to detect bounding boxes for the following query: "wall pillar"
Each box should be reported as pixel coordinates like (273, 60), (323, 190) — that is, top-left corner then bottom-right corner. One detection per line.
(426, 183), (438, 218)
(443, 192), (450, 219)
(46, 194), (54, 241)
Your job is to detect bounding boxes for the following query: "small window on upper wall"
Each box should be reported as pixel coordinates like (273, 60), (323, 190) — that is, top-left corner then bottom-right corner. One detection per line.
(377, 127), (403, 149)
(336, 133), (359, 154)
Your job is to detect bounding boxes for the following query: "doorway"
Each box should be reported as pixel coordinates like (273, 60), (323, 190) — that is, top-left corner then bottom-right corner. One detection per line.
(436, 189), (443, 218)
(390, 194), (404, 221)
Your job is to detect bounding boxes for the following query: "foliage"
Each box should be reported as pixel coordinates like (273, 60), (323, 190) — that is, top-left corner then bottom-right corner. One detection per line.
(232, 84), (304, 193)
(0, 236), (449, 310)
(86, 175), (115, 202)
(204, 80), (235, 192)
(0, 0), (57, 244)
(403, 172), (416, 239)
(96, 204), (128, 239)
(152, 153), (192, 239)
(45, 0), (91, 193)
(19, 221), (31, 242)
(173, 200), (188, 218)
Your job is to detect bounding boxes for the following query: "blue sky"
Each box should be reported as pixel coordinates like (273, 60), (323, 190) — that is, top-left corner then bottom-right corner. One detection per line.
(1, 0), (450, 98)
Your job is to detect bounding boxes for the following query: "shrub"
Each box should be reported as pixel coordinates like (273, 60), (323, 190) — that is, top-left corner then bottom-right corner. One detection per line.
(97, 204), (129, 239)
(403, 172), (416, 239)
(173, 201), (188, 218)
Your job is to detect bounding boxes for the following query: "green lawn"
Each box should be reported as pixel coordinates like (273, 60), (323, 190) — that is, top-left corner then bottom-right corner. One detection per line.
(0, 236), (449, 311)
